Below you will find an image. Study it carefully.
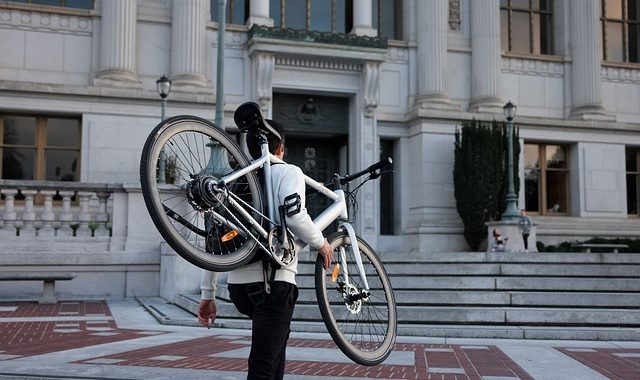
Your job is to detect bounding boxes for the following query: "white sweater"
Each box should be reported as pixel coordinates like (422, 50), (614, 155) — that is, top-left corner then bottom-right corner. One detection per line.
(201, 163), (325, 299)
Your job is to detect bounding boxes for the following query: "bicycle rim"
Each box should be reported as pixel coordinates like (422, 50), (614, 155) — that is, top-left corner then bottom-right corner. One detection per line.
(315, 231), (397, 366)
(140, 115), (263, 272)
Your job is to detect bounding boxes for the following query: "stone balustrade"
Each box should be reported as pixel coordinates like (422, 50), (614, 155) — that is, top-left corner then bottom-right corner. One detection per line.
(0, 180), (124, 238)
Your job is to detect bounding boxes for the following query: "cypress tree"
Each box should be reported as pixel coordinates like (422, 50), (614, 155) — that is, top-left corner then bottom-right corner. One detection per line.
(454, 119), (520, 250)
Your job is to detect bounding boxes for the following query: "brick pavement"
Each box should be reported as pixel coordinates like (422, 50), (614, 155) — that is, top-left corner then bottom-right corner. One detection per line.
(556, 347), (640, 380)
(2, 300), (640, 379)
(0, 301), (164, 359)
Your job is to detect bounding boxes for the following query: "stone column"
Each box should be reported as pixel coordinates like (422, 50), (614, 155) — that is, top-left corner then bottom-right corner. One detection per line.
(468, 0), (503, 113)
(355, 62), (381, 246)
(352, 0), (377, 36)
(171, 0), (209, 88)
(96, 0), (138, 84)
(569, 0), (610, 119)
(248, 0), (273, 26)
(416, 0), (456, 109)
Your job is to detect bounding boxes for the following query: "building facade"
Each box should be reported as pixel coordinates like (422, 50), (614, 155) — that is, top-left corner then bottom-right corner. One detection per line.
(0, 0), (639, 297)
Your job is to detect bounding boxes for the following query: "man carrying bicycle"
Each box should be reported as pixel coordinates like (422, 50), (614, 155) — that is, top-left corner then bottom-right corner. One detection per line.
(198, 114), (333, 380)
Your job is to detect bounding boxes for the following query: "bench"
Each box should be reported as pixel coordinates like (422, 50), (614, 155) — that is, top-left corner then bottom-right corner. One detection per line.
(0, 272), (77, 304)
(571, 243), (629, 253)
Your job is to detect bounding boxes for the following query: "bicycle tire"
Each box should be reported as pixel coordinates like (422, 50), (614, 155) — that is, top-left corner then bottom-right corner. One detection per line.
(140, 115), (263, 272)
(315, 231), (397, 366)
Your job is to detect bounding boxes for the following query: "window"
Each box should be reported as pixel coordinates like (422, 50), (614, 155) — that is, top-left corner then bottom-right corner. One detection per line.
(373, 0), (403, 40)
(3, 0), (94, 9)
(211, 0), (249, 25)
(601, 0), (639, 63)
(500, 0), (554, 55)
(271, 0), (351, 33)
(379, 139), (395, 234)
(524, 143), (569, 215)
(0, 115), (81, 182)
(626, 147), (639, 215)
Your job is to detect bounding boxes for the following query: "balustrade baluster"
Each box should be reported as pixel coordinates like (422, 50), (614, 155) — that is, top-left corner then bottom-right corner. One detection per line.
(39, 190), (57, 237)
(57, 191), (75, 237)
(94, 192), (111, 237)
(76, 192), (93, 237)
(0, 189), (18, 237)
(20, 190), (37, 236)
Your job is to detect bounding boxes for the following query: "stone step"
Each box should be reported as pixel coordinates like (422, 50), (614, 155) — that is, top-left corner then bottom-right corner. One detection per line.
(175, 294), (640, 327)
(296, 262), (640, 277)
(147, 297), (640, 341)
(214, 285), (640, 307)
(371, 251), (640, 264)
(289, 275), (640, 291)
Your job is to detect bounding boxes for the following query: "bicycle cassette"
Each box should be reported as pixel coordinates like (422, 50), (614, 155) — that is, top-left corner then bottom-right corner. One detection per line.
(267, 227), (296, 267)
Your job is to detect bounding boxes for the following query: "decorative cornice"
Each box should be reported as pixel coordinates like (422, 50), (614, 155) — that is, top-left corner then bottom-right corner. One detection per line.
(0, 8), (92, 35)
(601, 65), (640, 83)
(248, 24), (388, 49)
(502, 56), (564, 77)
(275, 56), (362, 72)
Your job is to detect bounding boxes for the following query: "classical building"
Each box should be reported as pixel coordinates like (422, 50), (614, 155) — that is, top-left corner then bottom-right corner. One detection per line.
(0, 0), (639, 298)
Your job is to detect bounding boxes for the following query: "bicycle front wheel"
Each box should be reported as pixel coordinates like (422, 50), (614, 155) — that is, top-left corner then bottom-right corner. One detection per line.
(315, 231), (397, 366)
(140, 115), (263, 272)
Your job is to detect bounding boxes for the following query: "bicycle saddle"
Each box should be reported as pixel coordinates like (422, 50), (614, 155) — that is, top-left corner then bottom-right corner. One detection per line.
(234, 102), (282, 141)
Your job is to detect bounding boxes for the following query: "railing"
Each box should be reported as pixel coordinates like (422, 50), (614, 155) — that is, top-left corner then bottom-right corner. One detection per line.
(0, 180), (123, 238)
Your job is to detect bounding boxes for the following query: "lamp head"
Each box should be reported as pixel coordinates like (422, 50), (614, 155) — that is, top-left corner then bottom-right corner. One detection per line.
(156, 75), (171, 99)
(503, 101), (517, 121)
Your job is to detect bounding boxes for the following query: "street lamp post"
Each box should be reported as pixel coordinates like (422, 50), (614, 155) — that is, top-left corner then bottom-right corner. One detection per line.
(156, 74), (171, 183)
(501, 101), (520, 220)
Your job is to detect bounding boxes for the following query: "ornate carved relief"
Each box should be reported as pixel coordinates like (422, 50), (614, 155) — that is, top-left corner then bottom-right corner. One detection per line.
(363, 62), (380, 117)
(385, 47), (409, 63)
(501, 57), (564, 77)
(449, 0), (460, 30)
(0, 9), (92, 35)
(601, 66), (640, 83)
(253, 53), (275, 112)
(275, 57), (362, 72)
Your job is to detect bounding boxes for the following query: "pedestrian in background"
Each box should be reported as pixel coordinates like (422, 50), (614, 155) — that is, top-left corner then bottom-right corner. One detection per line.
(519, 209), (533, 252)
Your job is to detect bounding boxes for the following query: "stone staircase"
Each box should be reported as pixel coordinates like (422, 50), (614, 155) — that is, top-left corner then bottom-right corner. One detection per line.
(173, 251), (640, 340)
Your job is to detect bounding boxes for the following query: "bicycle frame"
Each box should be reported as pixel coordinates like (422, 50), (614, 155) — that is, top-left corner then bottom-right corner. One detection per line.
(215, 139), (371, 291)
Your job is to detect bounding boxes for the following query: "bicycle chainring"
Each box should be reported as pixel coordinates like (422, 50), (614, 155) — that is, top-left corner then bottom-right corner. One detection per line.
(267, 227), (296, 267)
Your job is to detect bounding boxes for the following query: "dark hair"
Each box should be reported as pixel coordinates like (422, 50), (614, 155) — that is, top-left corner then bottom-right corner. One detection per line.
(246, 119), (285, 160)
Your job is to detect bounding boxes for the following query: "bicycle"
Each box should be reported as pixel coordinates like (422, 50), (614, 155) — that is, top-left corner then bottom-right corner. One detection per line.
(139, 102), (397, 366)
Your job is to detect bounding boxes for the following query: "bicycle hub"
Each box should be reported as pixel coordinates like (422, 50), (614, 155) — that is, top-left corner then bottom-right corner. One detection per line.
(186, 174), (224, 212)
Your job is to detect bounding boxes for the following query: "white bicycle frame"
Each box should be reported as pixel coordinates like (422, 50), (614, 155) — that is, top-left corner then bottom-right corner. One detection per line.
(216, 140), (371, 291)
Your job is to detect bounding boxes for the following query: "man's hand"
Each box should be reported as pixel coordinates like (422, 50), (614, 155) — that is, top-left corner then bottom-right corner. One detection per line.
(198, 299), (217, 328)
(317, 239), (333, 269)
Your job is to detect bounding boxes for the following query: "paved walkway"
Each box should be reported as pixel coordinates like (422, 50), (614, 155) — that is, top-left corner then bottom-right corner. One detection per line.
(1, 299), (639, 379)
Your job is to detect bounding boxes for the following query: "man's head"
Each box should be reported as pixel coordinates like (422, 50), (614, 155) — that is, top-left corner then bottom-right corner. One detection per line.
(246, 119), (285, 160)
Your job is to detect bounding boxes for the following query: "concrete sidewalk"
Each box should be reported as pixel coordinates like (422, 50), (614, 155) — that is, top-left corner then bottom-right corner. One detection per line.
(0, 298), (639, 379)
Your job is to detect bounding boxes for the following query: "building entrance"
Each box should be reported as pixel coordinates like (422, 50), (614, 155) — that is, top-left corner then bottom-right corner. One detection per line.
(272, 93), (349, 223)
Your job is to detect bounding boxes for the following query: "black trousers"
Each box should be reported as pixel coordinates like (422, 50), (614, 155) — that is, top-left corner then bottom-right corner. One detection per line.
(522, 233), (530, 250)
(228, 281), (298, 380)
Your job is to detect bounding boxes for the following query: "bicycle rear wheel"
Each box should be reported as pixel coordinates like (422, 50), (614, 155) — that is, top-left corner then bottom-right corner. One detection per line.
(315, 231), (397, 366)
(140, 115), (263, 272)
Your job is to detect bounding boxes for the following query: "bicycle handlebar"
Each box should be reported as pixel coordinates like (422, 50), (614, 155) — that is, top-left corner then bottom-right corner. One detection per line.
(339, 157), (393, 185)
